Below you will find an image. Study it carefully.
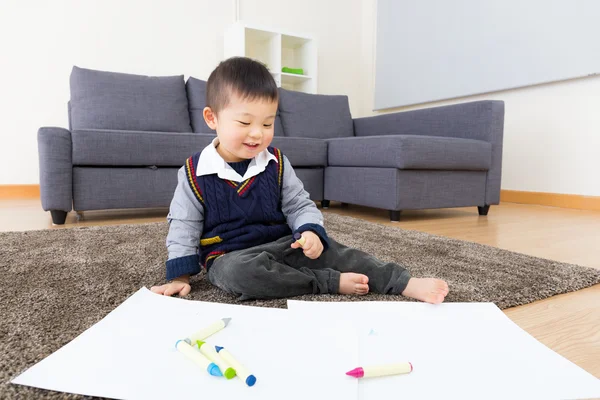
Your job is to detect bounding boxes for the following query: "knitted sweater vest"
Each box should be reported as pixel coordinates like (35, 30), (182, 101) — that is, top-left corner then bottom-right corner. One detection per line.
(184, 147), (291, 269)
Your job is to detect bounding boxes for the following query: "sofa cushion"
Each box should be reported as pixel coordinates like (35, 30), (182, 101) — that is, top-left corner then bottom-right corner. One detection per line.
(71, 130), (324, 168)
(69, 66), (192, 133)
(278, 88), (354, 139)
(185, 77), (213, 134)
(271, 137), (328, 167)
(186, 76), (284, 136)
(327, 135), (492, 170)
(71, 129), (216, 167)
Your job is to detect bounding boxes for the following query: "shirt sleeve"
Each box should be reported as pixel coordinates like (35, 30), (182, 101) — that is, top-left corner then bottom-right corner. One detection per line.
(165, 166), (204, 280)
(280, 156), (330, 250)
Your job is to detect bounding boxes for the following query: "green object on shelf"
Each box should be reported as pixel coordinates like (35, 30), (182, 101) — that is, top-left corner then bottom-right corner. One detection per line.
(282, 67), (305, 75)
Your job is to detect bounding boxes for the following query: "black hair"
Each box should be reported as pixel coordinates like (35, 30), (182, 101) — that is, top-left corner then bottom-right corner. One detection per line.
(206, 57), (278, 114)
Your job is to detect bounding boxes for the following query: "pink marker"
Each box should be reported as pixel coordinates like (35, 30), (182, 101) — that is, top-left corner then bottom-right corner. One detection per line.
(346, 362), (413, 378)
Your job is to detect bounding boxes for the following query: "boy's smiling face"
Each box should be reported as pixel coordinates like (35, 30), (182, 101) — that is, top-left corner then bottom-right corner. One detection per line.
(203, 92), (278, 163)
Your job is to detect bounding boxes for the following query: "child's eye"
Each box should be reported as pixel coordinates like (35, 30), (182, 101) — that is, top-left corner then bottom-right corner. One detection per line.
(263, 124), (273, 127)
(237, 121), (250, 126)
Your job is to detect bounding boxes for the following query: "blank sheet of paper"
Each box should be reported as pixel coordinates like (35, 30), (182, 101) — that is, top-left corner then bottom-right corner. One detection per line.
(287, 300), (600, 400)
(12, 288), (357, 400)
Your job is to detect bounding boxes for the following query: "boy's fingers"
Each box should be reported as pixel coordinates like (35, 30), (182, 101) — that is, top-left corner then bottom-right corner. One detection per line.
(164, 285), (177, 297)
(150, 286), (162, 294)
(304, 249), (317, 259)
(179, 284), (191, 297)
(307, 247), (323, 259)
(150, 285), (165, 294)
(290, 242), (301, 248)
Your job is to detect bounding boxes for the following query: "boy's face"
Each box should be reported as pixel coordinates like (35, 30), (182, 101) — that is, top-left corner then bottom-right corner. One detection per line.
(203, 93), (278, 163)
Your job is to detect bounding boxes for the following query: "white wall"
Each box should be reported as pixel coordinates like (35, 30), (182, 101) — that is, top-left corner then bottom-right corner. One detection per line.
(0, 0), (363, 185)
(239, 0), (363, 108)
(360, 0), (600, 197)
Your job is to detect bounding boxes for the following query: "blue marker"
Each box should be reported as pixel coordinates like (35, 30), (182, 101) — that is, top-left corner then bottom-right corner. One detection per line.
(215, 346), (257, 386)
(175, 339), (222, 377)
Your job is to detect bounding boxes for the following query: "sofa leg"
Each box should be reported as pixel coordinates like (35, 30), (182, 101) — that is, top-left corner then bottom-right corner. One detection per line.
(321, 200), (330, 209)
(478, 205), (490, 216)
(389, 210), (402, 222)
(50, 210), (68, 225)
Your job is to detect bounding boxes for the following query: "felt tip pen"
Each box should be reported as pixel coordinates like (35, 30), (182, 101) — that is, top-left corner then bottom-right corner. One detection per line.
(215, 346), (257, 387)
(188, 317), (232, 343)
(196, 340), (236, 380)
(175, 339), (222, 377)
(346, 362), (413, 378)
(293, 232), (306, 247)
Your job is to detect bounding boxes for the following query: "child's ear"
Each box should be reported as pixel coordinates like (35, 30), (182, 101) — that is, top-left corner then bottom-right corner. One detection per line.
(203, 107), (218, 130)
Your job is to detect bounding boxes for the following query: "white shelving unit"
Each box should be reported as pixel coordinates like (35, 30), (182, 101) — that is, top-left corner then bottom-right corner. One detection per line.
(224, 22), (317, 94)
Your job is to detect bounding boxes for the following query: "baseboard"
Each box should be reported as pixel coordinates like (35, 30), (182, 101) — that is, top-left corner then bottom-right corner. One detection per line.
(0, 185), (40, 199)
(501, 190), (600, 211)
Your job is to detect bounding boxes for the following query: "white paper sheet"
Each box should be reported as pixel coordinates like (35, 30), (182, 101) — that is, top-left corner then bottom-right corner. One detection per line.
(12, 288), (358, 400)
(287, 300), (600, 400)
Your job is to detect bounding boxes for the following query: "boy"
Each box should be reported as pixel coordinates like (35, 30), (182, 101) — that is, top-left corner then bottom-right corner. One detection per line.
(151, 57), (449, 303)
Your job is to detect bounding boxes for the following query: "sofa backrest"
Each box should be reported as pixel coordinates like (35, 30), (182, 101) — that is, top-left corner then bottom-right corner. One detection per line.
(69, 66), (192, 133)
(185, 76), (214, 134)
(277, 88), (354, 139)
(186, 76), (285, 136)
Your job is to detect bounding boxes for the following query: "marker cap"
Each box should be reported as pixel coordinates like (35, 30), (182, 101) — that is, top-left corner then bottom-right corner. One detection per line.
(246, 374), (257, 386)
(207, 363), (223, 377)
(223, 367), (237, 379)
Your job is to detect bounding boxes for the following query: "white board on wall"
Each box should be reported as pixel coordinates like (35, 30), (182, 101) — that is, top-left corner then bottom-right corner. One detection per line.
(374, 0), (600, 110)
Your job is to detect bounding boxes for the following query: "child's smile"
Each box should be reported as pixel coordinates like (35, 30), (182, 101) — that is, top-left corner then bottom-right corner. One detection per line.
(204, 93), (278, 162)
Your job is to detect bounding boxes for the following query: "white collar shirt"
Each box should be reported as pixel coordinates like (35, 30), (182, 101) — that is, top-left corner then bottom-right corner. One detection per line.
(195, 138), (278, 182)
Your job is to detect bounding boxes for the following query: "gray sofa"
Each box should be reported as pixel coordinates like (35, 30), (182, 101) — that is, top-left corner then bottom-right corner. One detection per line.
(38, 66), (504, 225)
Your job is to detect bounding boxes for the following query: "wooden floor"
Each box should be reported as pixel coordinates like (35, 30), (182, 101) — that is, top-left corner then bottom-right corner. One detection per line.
(2, 199), (599, 379)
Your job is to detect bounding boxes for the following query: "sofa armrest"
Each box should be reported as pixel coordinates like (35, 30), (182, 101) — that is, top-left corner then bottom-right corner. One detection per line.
(353, 100), (505, 205)
(38, 127), (73, 212)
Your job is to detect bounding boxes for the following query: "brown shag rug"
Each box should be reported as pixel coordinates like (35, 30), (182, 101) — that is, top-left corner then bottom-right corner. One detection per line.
(1, 213), (599, 399)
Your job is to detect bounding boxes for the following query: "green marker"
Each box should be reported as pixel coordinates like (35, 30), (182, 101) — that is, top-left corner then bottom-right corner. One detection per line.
(196, 340), (236, 379)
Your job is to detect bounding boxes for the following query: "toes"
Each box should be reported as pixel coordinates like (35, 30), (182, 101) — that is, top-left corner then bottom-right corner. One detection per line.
(435, 292), (447, 303)
(428, 295), (442, 304)
(361, 276), (369, 284)
(355, 284), (369, 295)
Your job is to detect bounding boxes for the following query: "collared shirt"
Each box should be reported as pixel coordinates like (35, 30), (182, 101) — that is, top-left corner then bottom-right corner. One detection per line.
(196, 138), (278, 183)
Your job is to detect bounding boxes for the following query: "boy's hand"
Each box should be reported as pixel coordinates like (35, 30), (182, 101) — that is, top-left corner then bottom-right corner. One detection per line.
(151, 275), (191, 297)
(291, 231), (323, 259)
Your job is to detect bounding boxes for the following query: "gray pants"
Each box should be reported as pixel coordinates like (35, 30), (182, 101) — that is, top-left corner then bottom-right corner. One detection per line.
(207, 235), (411, 300)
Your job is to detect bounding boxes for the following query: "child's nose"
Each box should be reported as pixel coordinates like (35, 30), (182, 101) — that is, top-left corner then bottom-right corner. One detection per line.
(249, 127), (263, 138)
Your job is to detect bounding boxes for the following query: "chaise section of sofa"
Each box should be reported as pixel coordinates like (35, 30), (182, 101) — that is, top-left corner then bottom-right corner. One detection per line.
(326, 100), (504, 220)
(271, 88), (504, 221)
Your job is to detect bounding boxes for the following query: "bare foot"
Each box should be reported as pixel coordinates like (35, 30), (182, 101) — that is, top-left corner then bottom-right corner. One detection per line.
(339, 273), (370, 295)
(402, 278), (449, 304)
